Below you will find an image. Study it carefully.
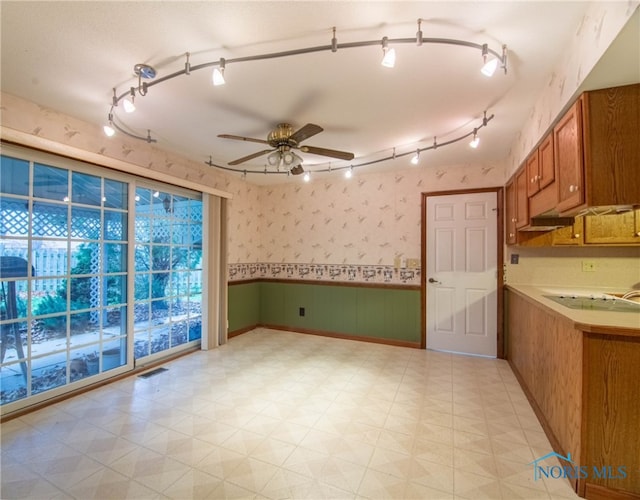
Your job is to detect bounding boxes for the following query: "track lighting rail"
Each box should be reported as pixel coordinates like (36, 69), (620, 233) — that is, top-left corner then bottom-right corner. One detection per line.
(105, 20), (507, 177)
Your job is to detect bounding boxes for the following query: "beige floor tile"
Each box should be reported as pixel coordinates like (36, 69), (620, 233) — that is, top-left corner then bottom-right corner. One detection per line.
(195, 444), (247, 478)
(64, 467), (160, 499)
(109, 446), (192, 492)
(207, 479), (259, 499)
(357, 468), (408, 499)
(223, 456), (281, 493)
(412, 436), (455, 467)
(453, 429), (493, 455)
(0, 462), (66, 499)
(2, 330), (571, 500)
(160, 469), (222, 499)
(454, 470), (503, 499)
(454, 447), (499, 479)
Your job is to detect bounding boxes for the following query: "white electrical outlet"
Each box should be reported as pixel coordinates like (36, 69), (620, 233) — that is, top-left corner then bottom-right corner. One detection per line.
(582, 260), (596, 272)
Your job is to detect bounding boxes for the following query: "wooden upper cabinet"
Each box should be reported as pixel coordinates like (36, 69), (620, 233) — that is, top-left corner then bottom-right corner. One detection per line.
(537, 134), (555, 191)
(552, 217), (584, 246)
(554, 97), (584, 213)
(525, 150), (540, 197)
(526, 134), (555, 199)
(515, 167), (529, 229)
(555, 84), (640, 215)
(584, 208), (640, 245)
(505, 180), (517, 245)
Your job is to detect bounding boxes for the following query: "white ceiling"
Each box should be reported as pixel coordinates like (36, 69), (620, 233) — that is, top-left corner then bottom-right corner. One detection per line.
(1, 2), (638, 185)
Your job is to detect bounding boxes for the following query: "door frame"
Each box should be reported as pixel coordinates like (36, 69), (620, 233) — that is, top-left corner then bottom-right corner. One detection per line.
(420, 187), (505, 357)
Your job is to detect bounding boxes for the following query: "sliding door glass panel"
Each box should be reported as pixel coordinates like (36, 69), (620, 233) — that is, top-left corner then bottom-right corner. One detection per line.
(1, 154), (129, 406)
(133, 188), (202, 360)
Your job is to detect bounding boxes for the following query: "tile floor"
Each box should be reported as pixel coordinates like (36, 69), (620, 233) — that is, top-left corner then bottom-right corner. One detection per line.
(1, 328), (579, 499)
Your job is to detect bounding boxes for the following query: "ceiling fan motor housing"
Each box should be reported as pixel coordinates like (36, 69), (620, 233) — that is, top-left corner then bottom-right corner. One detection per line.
(268, 123), (296, 147)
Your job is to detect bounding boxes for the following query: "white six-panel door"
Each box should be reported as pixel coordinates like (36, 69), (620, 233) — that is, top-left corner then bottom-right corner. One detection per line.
(425, 191), (498, 357)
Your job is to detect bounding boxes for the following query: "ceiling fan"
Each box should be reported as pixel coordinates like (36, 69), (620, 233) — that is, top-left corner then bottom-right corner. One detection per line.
(218, 123), (354, 174)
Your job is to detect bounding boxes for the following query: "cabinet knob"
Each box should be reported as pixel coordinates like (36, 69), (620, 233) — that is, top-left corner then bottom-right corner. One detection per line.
(511, 218), (517, 223)
(569, 184), (579, 193)
(636, 232), (640, 237)
(530, 178), (535, 183)
(509, 233), (515, 238)
(573, 234), (580, 239)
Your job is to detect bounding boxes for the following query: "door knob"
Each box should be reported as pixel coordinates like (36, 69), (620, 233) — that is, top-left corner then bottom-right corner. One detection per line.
(428, 278), (441, 284)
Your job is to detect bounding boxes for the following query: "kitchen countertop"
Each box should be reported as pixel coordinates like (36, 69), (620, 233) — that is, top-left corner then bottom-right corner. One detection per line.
(506, 284), (640, 335)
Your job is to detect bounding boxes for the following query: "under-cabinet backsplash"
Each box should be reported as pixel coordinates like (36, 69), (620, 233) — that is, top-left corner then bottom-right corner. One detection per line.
(505, 246), (640, 289)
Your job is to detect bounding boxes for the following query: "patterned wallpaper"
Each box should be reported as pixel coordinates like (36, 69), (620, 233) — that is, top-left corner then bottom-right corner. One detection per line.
(230, 161), (501, 259)
(506, 1), (638, 176)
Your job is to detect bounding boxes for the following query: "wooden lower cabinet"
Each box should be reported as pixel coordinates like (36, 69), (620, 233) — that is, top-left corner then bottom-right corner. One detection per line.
(506, 289), (640, 498)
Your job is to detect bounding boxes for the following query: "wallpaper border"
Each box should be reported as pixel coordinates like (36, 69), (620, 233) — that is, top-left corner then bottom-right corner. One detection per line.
(228, 262), (421, 286)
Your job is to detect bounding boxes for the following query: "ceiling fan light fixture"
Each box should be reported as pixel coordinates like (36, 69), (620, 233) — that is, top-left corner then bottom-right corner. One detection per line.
(212, 58), (226, 86)
(381, 37), (396, 68)
(267, 151), (281, 166)
(282, 151), (295, 165)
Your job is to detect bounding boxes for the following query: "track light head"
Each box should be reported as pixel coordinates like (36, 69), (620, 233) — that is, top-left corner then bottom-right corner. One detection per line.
(381, 37), (396, 68)
(469, 129), (480, 148)
(213, 58), (226, 86)
(345, 166), (353, 178)
(411, 149), (420, 165)
(123, 88), (136, 113)
(103, 113), (115, 137)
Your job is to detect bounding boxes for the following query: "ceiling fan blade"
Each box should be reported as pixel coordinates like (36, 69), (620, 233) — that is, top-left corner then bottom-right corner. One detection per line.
(218, 134), (270, 145)
(228, 149), (273, 165)
(290, 123), (323, 144)
(299, 145), (355, 161)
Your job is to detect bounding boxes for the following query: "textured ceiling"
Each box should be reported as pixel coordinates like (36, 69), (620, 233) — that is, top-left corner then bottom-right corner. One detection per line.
(1, 2), (638, 185)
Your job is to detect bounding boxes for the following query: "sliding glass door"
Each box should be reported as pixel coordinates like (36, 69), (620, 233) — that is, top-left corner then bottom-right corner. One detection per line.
(132, 187), (203, 361)
(0, 147), (204, 413)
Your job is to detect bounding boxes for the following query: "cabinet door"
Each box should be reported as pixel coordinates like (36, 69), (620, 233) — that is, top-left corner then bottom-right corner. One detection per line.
(555, 98), (585, 213)
(584, 210), (639, 244)
(526, 150), (540, 197)
(515, 168), (529, 229)
(538, 134), (555, 190)
(553, 218), (583, 246)
(505, 181), (517, 245)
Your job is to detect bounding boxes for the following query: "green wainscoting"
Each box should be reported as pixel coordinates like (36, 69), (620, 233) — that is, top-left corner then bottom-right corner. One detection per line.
(228, 281), (261, 333)
(228, 280), (421, 346)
